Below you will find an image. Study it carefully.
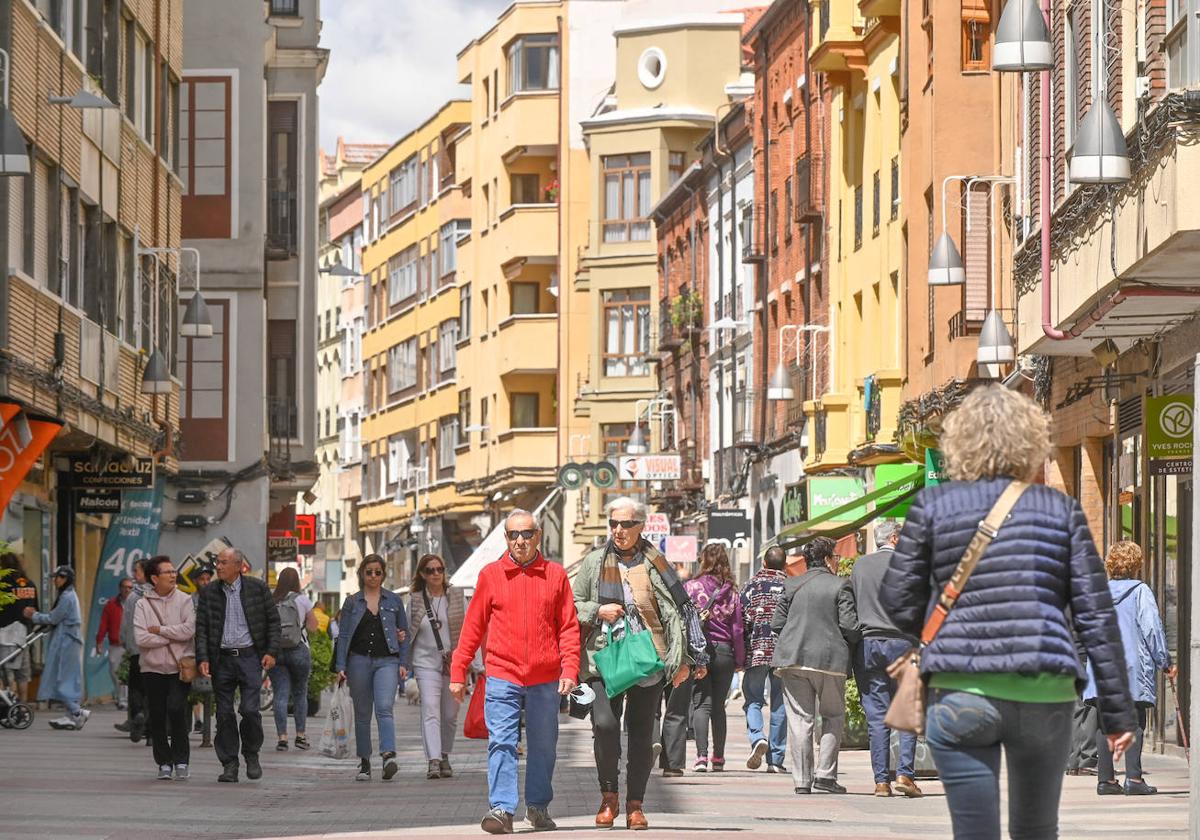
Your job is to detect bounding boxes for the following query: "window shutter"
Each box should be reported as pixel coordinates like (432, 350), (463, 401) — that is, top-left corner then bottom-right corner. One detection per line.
(962, 186), (989, 323)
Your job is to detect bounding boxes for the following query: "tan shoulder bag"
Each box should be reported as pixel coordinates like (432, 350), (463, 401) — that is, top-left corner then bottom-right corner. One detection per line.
(884, 481), (1028, 734)
(145, 596), (198, 684)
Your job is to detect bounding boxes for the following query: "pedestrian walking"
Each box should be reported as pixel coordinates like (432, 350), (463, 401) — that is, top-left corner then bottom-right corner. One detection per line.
(24, 566), (90, 731)
(685, 543), (744, 773)
(118, 560), (151, 741)
(195, 548), (282, 784)
(190, 564), (213, 734)
(406, 553), (466, 780)
(573, 498), (693, 831)
(334, 554), (409, 782)
(849, 520), (922, 798)
(269, 567), (318, 752)
(449, 509), (580, 835)
(96, 578), (132, 709)
(1085, 540), (1175, 796)
(881, 384), (1136, 840)
(771, 536), (859, 795)
(134, 556), (196, 781)
(0, 552), (38, 703)
(740, 545), (789, 774)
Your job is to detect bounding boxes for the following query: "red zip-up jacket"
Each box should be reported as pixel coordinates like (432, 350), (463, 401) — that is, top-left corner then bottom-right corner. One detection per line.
(451, 551), (580, 686)
(96, 596), (123, 647)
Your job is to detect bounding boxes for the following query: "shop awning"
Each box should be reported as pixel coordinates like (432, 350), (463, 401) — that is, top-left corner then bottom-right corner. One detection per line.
(0, 398), (65, 519)
(772, 468), (925, 553)
(450, 486), (562, 591)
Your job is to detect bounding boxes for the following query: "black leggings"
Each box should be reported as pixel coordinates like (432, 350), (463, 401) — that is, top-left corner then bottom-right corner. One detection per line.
(691, 644), (736, 759)
(590, 677), (664, 802)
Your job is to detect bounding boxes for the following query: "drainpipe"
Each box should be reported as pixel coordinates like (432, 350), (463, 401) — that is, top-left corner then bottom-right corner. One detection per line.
(555, 14), (564, 472)
(1040, 0), (1066, 341)
(757, 33), (771, 444)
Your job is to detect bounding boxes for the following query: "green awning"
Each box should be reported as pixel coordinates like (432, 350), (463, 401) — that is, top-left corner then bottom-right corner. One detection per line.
(771, 469), (926, 553)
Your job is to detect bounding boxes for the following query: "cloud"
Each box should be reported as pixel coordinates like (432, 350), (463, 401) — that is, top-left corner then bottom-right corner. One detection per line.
(319, 0), (512, 151)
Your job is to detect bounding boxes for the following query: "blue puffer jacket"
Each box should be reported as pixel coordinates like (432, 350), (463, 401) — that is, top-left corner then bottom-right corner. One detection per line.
(881, 477), (1136, 735)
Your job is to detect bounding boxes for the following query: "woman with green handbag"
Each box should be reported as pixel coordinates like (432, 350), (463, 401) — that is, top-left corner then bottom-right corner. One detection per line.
(573, 497), (694, 832)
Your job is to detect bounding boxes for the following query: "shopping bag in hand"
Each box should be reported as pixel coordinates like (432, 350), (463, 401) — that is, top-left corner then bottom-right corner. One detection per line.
(318, 684), (354, 759)
(464, 675), (488, 739)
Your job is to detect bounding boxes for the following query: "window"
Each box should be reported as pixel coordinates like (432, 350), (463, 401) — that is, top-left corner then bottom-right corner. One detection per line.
(770, 190), (779, 251)
(388, 339), (417, 393)
(602, 288), (651, 377)
(180, 76), (232, 238)
(388, 245), (418, 305)
(458, 389), (471, 441)
(439, 221), (463, 276)
(459, 282), (472, 339)
(390, 155), (419, 216)
(872, 170), (881, 237)
(511, 174), (540, 204)
(784, 177), (793, 242)
(511, 282), (539, 315)
(854, 184), (863, 250)
(480, 397), (489, 442)
(438, 320), (458, 373)
(601, 423), (647, 505)
(506, 34), (559, 94)
(602, 153), (652, 243)
(179, 298), (230, 461)
(961, 1), (991, 72)
(669, 151), (686, 183)
(419, 157), (430, 208)
(438, 416), (459, 473)
(267, 320), (297, 438)
(511, 393), (540, 428)
(1167, 0), (1196, 89)
(890, 157), (900, 220)
(270, 0), (299, 14)
(138, 31), (154, 140)
(267, 101), (298, 253)
(1065, 9), (1081, 150)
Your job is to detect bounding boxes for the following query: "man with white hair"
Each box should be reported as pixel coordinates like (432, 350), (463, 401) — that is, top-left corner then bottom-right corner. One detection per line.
(849, 519), (922, 798)
(450, 509), (580, 835)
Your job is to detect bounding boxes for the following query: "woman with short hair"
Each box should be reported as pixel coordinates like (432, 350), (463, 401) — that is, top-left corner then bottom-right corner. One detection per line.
(335, 554), (409, 782)
(268, 567), (319, 752)
(882, 385), (1136, 838)
(1085, 540), (1175, 796)
(405, 553), (467, 779)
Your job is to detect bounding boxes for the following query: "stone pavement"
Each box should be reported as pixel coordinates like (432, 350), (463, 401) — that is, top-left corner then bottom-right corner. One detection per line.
(2, 696), (1189, 839)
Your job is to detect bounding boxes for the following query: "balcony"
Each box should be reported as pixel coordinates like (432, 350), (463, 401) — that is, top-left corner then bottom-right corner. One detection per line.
(740, 205), (766, 264)
(493, 91), (559, 159)
(810, 0), (865, 75)
(496, 204), (557, 262)
(268, 396), (298, 466)
(496, 314), (557, 376)
(267, 180), (297, 256)
(947, 308), (987, 342)
(732, 389), (760, 450)
(494, 427), (557, 472)
(793, 154), (822, 223)
(859, 0), (900, 17)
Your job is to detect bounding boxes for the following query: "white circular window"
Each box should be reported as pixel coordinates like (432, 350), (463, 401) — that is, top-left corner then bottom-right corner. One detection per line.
(638, 47), (667, 90)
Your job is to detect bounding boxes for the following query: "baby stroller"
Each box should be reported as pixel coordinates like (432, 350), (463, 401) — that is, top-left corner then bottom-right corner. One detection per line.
(0, 629), (47, 730)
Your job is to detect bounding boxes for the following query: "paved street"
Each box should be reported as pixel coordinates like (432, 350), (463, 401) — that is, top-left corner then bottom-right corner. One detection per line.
(3, 696), (1189, 840)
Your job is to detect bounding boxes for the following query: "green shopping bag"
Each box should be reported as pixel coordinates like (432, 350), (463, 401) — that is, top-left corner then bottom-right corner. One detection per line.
(593, 619), (664, 698)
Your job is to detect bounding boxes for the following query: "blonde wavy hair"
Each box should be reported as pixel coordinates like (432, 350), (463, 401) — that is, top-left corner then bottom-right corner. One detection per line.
(941, 385), (1051, 482)
(1104, 541), (1143, 580)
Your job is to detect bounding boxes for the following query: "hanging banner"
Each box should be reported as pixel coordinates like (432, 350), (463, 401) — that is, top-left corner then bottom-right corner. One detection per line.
(1146, 395), (1193, 476)
(84, 482), (165, 701)
(0, 400), (64, 520)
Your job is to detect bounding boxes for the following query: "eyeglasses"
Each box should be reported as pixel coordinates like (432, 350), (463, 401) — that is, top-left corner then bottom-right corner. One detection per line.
(364, 569), (384, 578)
(421, 566), (445, 575)
(609, 519), (643, 530)
(505, 529), (537, 541)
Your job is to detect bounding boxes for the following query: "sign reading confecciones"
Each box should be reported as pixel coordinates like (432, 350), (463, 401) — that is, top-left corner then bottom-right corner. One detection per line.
(0, 398), (65, 520)
(63, 454), (156, 490)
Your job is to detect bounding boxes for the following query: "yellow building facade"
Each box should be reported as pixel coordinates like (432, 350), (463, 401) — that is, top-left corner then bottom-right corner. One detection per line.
(358, 100), (485, 564)
(804, 4), (904, 473)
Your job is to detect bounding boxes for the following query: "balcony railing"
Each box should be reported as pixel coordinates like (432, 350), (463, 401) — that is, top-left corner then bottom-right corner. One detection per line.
(740, 205), (766, 263)
(270, 0), (299, 15)
(267, 181), (297, 255)
(658, 303), (682, 351)
(268, 396), (298, 465)
(794, 153), (821, 222)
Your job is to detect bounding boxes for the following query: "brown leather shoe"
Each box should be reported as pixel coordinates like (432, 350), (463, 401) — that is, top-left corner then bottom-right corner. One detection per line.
(895, 775), (924, 798)
(626, 800), (648, 831)
(595, 792), (619, 828)
(874, 782), (893, 797)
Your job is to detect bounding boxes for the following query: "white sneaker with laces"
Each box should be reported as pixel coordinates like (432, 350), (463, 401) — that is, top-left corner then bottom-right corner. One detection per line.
(157, 765), (173, 780)
(174, 764), (189, 781)
(72, 709), (91, 730)
(48, 715), (75, 730)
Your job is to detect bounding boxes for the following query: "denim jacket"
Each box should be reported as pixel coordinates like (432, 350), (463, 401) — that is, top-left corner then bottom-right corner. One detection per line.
(334, 588), (409, 672)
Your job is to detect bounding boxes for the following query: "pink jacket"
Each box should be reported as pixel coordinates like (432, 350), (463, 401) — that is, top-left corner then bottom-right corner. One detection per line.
(134, 589), (196, 675)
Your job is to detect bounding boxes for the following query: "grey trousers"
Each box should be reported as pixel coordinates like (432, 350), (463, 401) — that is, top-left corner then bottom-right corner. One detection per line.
(780, 669), (845, 789)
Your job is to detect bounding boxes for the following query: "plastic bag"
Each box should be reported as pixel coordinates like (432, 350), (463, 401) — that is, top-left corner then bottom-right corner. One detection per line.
(464, 675), (488, 739)
(318, 683), (354, 759)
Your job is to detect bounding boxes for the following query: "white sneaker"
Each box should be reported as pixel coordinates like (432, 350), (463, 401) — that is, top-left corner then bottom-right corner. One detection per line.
(48, 715), (76, 730)
(72, 709), (91, 730)
(157, 765), (173, 780)
(174, 764), (189, 781)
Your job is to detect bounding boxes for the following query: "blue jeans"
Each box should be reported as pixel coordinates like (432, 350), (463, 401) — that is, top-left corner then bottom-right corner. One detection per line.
(484, 677), (559, 815)
(925, 689), (1073, 840)
(742, 664), (787, 767)
(268, 645), (312, 738)
(853, 637), (918, 782)
(346, 653), (399, 758)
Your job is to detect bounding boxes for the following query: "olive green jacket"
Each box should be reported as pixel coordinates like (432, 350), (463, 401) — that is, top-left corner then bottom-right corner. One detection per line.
(572, 544), (689, 685)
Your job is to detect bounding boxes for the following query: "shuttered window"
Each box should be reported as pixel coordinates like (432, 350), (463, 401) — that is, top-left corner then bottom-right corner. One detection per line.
(267, 101), (298, 253)
(268, 320), (297, 437)
(181, 75), (233, 238)
(961, 185), (990, 324)
(180, 299), (231, 461)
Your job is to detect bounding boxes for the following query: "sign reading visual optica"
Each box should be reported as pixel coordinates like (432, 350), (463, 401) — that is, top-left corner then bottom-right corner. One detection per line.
(1146, 395), (1193, 476)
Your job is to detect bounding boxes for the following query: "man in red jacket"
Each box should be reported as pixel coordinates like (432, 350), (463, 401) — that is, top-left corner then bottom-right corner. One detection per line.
(451, 509), (580, 835)
(96, 578), (134, 709)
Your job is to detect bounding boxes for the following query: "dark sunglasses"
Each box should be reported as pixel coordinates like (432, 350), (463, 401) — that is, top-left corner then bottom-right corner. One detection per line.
(421, 566), (445, 575)
(609, 519), (643, 530)
(364, 569), (384, 578)
(506, 529), (538, 540)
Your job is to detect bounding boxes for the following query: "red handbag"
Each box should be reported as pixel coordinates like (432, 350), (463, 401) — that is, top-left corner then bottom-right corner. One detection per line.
(463, 675), (488, 739)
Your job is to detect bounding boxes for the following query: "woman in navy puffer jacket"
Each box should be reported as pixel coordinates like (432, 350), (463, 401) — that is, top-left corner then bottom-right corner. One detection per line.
(882, 385), (1136, 840)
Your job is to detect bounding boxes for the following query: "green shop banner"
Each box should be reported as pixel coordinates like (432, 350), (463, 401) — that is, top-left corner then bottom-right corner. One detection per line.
(84, 482), (165, 700)
(808, 476), (866, 522)
(925, 448), (947, 486)
(875, 463), (924, 518)
(1146, 395), (1193, 476)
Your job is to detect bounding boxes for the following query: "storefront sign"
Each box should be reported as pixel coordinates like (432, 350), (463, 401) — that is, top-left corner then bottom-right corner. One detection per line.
(268, 535), (299, 565)
(85, 483), (165, 700)
(876, 464), (923, 518)
(781, 481), (807, 527)
(925, 448), (947, 486)
(665, 535), (699, 565)
(617, 454), (682, 481)
(0, 401), (64, 519)
(808, 476), (866, 522)
(64, 455), (155, 490)
(643, 513), (670, 538)
(77, 489), (122, 514)
(1146, 395), (1193, 475)
(707, 509), (751, 547)
(295, 513), (317, 556)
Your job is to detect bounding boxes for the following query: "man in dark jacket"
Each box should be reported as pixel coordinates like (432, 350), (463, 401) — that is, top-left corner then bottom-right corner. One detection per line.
(849, 521), (921, 798)
(195, 548), (281, 783)
(771, 537), (860, 795)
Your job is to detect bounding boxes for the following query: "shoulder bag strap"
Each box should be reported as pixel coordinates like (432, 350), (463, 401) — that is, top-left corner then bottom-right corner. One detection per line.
(919, 480), (1029, 647)
(145, 596), (185, 671)
(422, 589), (446, 653)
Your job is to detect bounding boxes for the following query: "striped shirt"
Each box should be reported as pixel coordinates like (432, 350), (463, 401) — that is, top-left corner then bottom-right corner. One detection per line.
(221, 576), (254, 649)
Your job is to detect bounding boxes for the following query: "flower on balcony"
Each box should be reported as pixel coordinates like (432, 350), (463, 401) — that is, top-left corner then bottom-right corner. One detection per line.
(543, 179), (559, 203)
(670, 289), (703, 330)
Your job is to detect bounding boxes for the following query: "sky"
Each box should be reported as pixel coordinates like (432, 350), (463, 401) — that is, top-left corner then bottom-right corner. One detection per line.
(319, 0), (512, 152)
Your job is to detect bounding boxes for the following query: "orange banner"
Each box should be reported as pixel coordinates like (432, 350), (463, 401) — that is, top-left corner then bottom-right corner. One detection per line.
(0, 399), (64, 520)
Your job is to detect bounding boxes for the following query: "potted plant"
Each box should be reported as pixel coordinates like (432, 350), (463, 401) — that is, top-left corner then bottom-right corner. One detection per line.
(670, 290), (703, 332)
(543, 179), (559, 203)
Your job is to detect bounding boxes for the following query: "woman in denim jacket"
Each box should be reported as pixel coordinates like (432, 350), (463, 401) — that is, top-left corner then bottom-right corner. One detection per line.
(335, 554), (410, 782)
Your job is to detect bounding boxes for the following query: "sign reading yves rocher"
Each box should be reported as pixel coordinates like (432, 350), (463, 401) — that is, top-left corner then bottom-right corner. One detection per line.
(65, 455), (155, 490)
